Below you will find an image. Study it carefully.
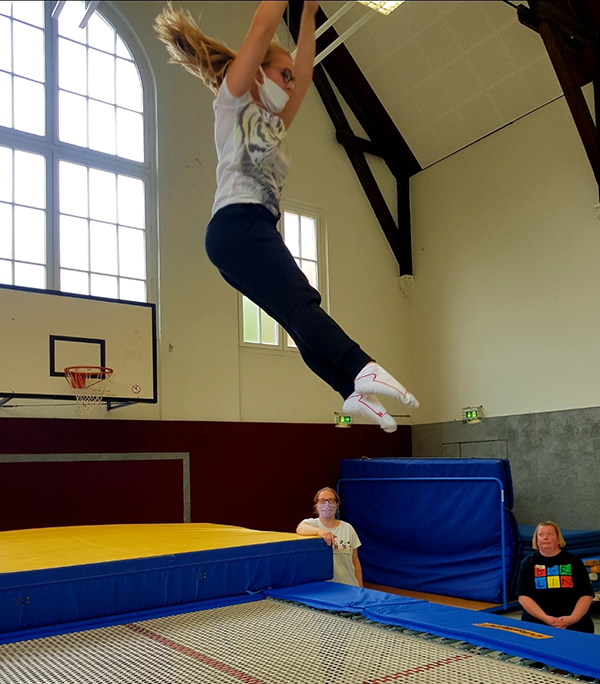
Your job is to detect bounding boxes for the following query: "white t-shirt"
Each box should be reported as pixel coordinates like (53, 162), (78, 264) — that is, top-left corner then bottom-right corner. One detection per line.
(301, 518), (361, 587)
(212, 77), (290, 218)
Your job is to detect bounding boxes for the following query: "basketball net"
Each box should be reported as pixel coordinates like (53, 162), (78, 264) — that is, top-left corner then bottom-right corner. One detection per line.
(64, 367), (113, 417)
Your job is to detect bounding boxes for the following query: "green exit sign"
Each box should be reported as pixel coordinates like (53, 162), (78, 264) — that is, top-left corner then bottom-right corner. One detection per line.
(336, 415), (352, 427)
(462, 406), (483, 423)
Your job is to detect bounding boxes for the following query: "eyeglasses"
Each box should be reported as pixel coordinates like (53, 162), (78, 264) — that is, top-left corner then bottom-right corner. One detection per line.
(280, 68), (295, 86)
(266, 65), (296, 88)
(317, 498), (338, 505)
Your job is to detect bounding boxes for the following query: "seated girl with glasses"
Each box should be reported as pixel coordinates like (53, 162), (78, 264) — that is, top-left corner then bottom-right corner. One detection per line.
(296, 486), (362, 587)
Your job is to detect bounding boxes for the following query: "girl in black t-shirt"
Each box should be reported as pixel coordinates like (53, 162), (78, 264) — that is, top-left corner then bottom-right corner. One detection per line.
(516, 521), (594, 633)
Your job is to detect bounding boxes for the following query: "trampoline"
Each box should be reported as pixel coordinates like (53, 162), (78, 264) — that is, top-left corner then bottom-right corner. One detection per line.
(0, 598), (585, 684)
(1, 523), (599, 683)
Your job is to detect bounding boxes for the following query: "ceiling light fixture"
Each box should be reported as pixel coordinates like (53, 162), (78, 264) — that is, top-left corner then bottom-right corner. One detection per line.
(358, 1), (405, 16)
(310, 0), (404, 65)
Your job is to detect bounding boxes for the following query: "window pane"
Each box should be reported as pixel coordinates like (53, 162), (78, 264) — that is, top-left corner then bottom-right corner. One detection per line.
(61, 268), (88, 295)
(58, 0), (86, 43)
(59, 38), (87, 94)
(90, 220), (117, 275)
(118, 175), (144, 228)
(91, 273), (117, 299)
(119, 277), (145, 302)
(88, 48), (114, 103)
(13, 21), (44, 82)
(0, 15), (11, 71)
(59, 90), (87, 147)
(0, 202), (12, 258)
(12, 1), (44, 28)
(260, 309), (278, 345)
(15, 261), (44, 288)
(14, 150), (44, 209)
(14, 206), (45, 263)
(13, 76), (45, 135)
(300, 215), (317, 260)
(301, 259), (317, 289)
(87, 12), (115, 53)
(0, 72), (12, 128)
(0, 3), (10, 18)
(60, 162), (88, 217)
(116, 58), (142, 112)
(0, 258), (11, 284)
(60, 215), (89, 270)
(89, 99), (115, 154)
(116, 108), (143, 161)
(0, 146), (12, 202)
(116, 35), (131, 59)
(89, 168), (116, 222)
(243, 296), (260, 343)
(118, 226), (145, 279)
(283, 212), (300, 257)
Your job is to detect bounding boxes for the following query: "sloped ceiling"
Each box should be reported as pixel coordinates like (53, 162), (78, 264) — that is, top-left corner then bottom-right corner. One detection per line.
(321, 0), (563, 168)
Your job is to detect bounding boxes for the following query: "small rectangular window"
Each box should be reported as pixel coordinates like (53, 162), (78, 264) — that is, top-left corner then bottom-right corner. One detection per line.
(240, 205), (325, 351)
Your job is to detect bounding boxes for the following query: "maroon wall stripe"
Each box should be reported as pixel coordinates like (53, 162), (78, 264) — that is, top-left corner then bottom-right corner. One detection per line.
(0, 418), (410, 533)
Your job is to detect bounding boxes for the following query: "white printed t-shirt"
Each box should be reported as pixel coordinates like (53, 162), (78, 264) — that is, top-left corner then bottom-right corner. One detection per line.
(212, 76), (290, 218)
(301, 518), (361, 587)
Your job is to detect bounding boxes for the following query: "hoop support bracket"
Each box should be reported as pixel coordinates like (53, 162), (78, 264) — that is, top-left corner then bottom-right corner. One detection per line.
(106, 400), (135, 411)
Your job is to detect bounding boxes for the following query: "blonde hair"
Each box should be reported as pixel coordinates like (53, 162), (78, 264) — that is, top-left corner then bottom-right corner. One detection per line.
(155, 5), (291, 95)
(532, 521), (566, 550)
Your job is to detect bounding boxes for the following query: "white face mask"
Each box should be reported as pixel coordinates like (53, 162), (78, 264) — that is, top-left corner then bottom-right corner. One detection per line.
(256, 67), (290, 114)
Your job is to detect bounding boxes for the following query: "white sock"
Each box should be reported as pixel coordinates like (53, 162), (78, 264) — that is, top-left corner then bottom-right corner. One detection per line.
(343, 393), (397, 433)
(355, 363), (419, 409)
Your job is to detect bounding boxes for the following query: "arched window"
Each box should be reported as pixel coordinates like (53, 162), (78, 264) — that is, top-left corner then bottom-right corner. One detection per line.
(0, 0), (156, 302)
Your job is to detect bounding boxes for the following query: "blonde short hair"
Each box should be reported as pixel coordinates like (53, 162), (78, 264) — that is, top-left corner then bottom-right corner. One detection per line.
(532, 521), (566, 550)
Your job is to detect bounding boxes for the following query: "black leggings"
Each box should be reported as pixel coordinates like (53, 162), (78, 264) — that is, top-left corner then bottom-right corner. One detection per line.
(205, 203), (372, 399)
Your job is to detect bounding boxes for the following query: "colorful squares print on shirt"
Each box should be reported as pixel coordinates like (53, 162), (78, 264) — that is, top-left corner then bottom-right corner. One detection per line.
(534, 563), (572, 590)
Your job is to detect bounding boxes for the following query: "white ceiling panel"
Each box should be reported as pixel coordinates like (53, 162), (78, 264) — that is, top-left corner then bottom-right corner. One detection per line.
(319, 1), (564, 168)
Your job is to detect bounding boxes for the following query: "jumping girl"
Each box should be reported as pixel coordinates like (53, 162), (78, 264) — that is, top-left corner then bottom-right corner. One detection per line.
(155, 1), (419, 432)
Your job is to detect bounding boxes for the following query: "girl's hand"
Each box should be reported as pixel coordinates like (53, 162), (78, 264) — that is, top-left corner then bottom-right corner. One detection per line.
(303, 2), (319, 15)
(319, 529), (336, 546)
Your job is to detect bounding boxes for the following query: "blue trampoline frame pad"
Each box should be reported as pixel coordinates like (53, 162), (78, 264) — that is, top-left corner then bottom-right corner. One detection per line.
(0, 523), (332, 642)
(267, 582), (600, 680)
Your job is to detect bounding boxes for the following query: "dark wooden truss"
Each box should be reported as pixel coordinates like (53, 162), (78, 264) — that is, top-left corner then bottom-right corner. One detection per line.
(286, 2), (421, 276)
(518, 0), (600, 193)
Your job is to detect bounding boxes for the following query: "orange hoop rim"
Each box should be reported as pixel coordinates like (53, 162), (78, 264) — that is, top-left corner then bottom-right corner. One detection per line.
(64, 366), (113, 390)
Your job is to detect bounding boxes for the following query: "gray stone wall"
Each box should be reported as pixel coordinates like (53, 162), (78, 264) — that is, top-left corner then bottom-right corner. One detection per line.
(412, 408), (600, 530)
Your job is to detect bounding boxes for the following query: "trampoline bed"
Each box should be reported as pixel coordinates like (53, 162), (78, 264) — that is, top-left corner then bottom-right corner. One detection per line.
(2, 593), (599, 683)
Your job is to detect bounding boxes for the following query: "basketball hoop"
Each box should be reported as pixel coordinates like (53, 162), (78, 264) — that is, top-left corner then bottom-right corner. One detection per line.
(64, 366), (113, 417)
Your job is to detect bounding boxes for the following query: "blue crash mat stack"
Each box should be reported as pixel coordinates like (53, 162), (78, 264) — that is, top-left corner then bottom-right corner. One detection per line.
(339, 458), (521, 605)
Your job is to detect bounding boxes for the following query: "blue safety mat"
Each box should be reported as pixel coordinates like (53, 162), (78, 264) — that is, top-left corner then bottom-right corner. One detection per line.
(267, 582), (600, 679)
(339, 459), (520, 603)
(340, 458), (515, 507)
(0, 539), (331, 638)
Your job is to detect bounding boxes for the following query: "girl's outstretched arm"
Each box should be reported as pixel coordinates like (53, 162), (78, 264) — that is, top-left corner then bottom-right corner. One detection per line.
(280, 1), (318, 128)
(227, 1), (288, 97)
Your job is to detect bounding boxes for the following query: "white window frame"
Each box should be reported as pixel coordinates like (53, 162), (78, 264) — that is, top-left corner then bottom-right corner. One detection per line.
(0, 1), (158, 303)
(238, 200), (328, 353)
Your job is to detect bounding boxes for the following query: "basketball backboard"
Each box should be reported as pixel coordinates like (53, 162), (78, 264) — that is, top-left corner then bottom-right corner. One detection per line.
(0, 284), (157, 406)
